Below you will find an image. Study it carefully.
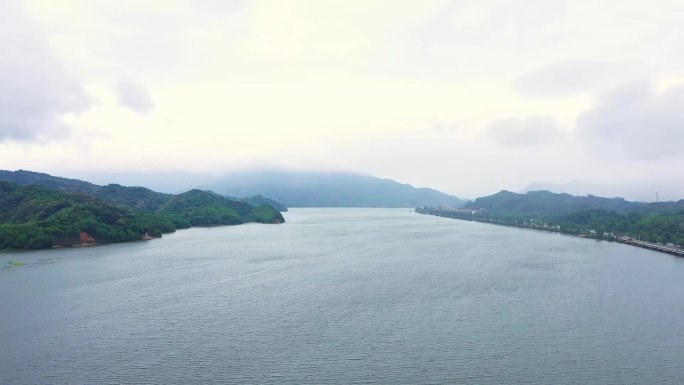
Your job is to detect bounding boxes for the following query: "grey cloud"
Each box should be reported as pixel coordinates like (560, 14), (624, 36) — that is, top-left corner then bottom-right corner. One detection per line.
(0, 2), (92, 142)
(515, 60), (647, 97)
(114, 80), (155, 114)
(486, 115), (563, 146)
(577, 80), (684, 160)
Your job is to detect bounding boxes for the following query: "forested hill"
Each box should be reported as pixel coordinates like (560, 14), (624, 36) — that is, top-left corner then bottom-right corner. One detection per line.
(0, 181), (175, 249)
(422, 190), (684, 245)
(238, 195), (288, 212)
(159, 190), (284, 227)
(95, 184), (174, 211)
(0, 169), (287, 212)
(0, 169), (100, 193)
(0, 181), (284, 250)
(465, 190), (645, 216)
(0, 170), (174, 210)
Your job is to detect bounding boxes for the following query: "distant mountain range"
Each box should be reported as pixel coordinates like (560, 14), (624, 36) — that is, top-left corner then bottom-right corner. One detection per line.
(465, 190), (643, 216)
(206, 170), (462, 207)
(1, 169), (461, 208)
(465, 189), (684, 216)
(520, 181), (684, 203)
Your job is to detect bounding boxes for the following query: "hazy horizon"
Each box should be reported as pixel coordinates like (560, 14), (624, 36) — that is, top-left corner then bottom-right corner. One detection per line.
(3, 167), (679, 203)
(2, 1), (684, 200)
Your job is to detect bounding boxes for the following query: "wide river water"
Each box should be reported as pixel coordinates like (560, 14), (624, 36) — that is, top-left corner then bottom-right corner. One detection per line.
(1, 208), (684, 384)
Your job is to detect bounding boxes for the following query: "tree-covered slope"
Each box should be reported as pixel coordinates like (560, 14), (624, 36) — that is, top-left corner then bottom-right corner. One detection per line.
(466, 190), (644, 216)
(158, 189), (284, 227)
(0, 169), (288, 215)
(96, 184), (173, 211)
(0, 181), (285, 250)
(239, 195), (288, 212)
(0, 169), (100, 194)
(0, 170), (173, 210)
(0, 181), (175, 249)
(423, 189), (684, 245)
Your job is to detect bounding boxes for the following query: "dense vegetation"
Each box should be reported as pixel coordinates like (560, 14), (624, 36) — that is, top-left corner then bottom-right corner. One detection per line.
(96, 184), (173, 211)
(159, 190), (283, 228)
(0, 182), (175, 249)
(419, 190), (684, 245)
(0, 179), (284, 250)
(465, 190), (643, 216)
(0, 169), (287, 213)
(0, 169), (100, 194)
(239, 195), (288, 212)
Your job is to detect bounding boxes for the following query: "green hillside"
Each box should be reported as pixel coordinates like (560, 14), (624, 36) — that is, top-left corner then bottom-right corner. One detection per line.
(0, 181), (284, 250)
(159, 189), (284, 227)
(239, 195), (288, 212)
(465, 190), (642, 216)
(96, 183), (174, 211)
(0, 181), (175, 249)
(421, 190), (684, 245)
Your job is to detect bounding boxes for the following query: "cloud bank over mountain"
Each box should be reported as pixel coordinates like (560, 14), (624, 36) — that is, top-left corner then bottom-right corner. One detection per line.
(0, 2), (92, 143)
(2, 1), (684, 199)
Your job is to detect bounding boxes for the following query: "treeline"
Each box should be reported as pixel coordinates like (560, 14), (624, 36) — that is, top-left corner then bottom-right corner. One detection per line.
(0, 181), (284, 250)
(417, 207), (684, 245)
(418, 189), (684, 246)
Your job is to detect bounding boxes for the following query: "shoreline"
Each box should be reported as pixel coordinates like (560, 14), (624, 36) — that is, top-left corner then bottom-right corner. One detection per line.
(416, 208), (684, 258)
(0, 219), (285, 252)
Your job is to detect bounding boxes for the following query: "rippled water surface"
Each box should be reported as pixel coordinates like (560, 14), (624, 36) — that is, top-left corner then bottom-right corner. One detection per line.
(2, 208), (684, 384)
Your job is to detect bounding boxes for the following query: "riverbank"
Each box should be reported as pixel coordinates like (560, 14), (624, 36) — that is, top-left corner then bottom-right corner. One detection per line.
(416, 207), (684, 258)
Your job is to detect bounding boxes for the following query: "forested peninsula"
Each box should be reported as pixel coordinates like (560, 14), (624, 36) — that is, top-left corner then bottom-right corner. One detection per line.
(0, 171), (285, 250)
(417, 190), (684, 255)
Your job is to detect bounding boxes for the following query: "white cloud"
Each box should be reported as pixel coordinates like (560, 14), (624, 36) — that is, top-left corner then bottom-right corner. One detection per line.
(0, 2), (92, 142)
(3, 0), (684, 198)
(486, 115), (564, 146)
(577, 80), (684, 160)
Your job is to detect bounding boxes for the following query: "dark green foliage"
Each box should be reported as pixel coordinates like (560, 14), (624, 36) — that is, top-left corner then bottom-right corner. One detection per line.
(96, 184), (173, 211)
(0, 181), (176, 249)
(422, 190), (684, 245)
(159, 190), (284, 226)
(0, 169), (100, 194)
(240, 195), (288, 212)
(466, 190), (642, 217)
(244, 204), (285, 223)
(0, 181), (285, 250)
(0, 169), (172, 211)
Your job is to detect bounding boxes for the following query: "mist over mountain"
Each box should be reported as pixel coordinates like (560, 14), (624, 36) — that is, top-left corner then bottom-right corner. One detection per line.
(206, 170), (462, 208)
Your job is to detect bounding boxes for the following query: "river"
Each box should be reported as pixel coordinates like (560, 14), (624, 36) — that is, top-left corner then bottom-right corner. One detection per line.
(1, 208), (683, 384)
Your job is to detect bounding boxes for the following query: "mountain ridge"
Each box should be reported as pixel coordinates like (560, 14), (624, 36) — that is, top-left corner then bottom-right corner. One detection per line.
(206, 170), (462, 207)
(0, 171), (285, 250)
(419, 189), (684, 246)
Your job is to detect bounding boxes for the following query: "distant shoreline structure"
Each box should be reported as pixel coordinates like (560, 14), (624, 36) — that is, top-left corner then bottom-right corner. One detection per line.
(416, 207), (684, 258)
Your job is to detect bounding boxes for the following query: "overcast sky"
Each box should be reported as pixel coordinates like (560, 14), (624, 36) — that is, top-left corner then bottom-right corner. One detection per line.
(2, 0), (684, 200)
